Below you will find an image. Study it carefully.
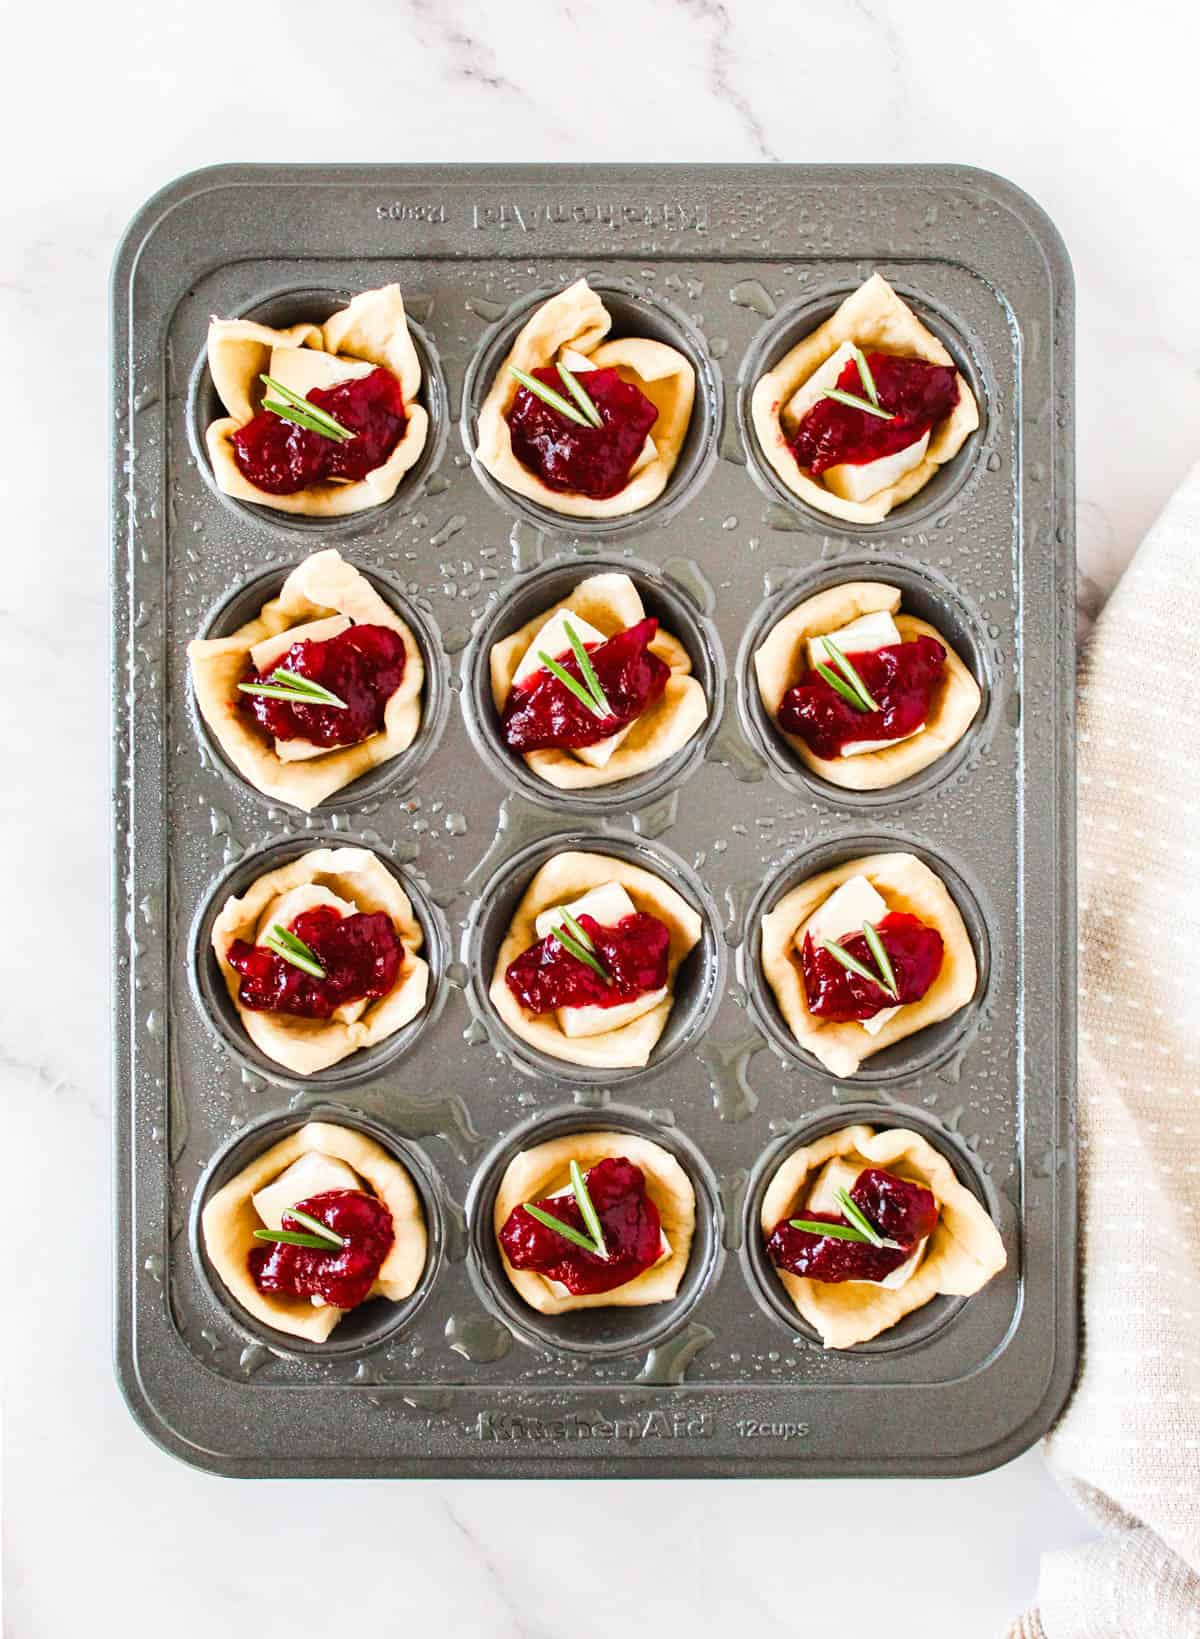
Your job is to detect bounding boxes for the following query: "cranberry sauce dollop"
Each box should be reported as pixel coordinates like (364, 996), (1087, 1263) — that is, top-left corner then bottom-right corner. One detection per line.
(790, 352), (959, 475)
(227, 904), (403, 1019)
(504, 910), (671, 1015)
(507, 364), (659, 499)
(778, 633), (945, 759)
(499, 1156), (663, 1295)
(231, 366), (408, 496)
(241, 623), (407, 749)
(767, 1166), (939, 1284)
(249, 1188), (395, 1309)
(801, 909), (943, 1022)
(502, 616), (670, 752)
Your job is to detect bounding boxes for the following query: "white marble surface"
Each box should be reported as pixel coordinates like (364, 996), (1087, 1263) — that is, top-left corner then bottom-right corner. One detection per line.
(7, 0), (1199, 1632)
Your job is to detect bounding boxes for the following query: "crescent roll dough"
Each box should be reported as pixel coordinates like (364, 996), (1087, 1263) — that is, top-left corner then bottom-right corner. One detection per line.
(202, 1120), (427, 1343)
(490, 572), (708, 790)
(189, 549), (424, 811)
(760, 851), (977, 1077)
(205, 284), (429, 516)
(753, 581), (981, 791)
(760, 1123), (1005, 1348)
(475, 279), (695, 518)
(212, 846), (429, 1075)
(750, 274), (979, 524)
(494, 1131), (695, 1314)
(489, 850), (703, 1069)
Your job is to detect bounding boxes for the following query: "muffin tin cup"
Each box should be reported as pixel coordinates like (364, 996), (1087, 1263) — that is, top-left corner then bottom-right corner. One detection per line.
(459, 276), (722, 540)
(739, 1100), (999, 1355)
(742, 829), (992, 1085)
(189, 832), (449, 1095)
(465, 828), (726, 1087)
(189, 1102), (446, 1360)
(460, 553), (726, 815)
(735, 276), (990, 535)
(466, 1102), (723, 1359)
(736, 555), (995, 810)
(187, 283), (449, 538)
(189, 559), (451, 815)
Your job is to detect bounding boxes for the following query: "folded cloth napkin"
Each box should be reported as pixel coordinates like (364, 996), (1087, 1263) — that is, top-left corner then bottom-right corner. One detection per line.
(1011, 464), (1200, 1637)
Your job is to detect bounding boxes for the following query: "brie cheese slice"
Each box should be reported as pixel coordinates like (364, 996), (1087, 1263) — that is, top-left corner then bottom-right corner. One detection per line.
(250, 615), (352, 676)
(799, 874), (899, 1037)
(806, 1157), (926, 1289)
(823, 430), (929, 504)
(266, 345), (375, 399)
(252, 1151), (362, 1231)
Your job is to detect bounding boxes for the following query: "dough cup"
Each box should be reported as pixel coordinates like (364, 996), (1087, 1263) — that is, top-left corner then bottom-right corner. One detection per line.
(203, 284), (430, 517)
(748, 274), (980, 525)
(487, 569), (710, 793)
(751, 579), (982, 793)
(758, 850), (979, 1078)
(209, 846), (431, 1077)
(755, 1122), (1006, 1350)
(197, 1116), (433, 1348)
(466, 1105), (722, 1357)
(188, 549), (427, 811)
(483, 842), (712, 1073)
(469, 279), (716, 526)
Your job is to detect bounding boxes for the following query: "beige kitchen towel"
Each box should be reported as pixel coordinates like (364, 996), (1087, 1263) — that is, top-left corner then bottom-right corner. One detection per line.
(1011, 463), (1200, 1638)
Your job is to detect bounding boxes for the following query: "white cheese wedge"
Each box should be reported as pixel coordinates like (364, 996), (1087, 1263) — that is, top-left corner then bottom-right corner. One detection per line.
(248, 616), (359, 763)
(806, 1157), (926, 1290)
(266, 345), (375, 399)
(250, 615), (352, 676)
(255, 883), (369, 1026)
(823, 429), (929, 503)
(798, 874), (900, 1037)
(252, 1151), (362, 1231)
(784, 340), (860, 425)
(512, 608), (633, 769)
(539, 1183), (672, 1298)
(807, 611), (925, 760)
(534, 884), (666, 1038)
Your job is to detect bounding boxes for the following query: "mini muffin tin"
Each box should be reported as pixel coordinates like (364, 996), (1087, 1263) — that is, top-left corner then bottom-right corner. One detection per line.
(111, 164), (1076, 1477)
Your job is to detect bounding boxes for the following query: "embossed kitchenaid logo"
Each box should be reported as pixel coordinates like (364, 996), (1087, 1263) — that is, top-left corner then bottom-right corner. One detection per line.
(471, 199), (710, 233)
(465, 1409), (715, 1443)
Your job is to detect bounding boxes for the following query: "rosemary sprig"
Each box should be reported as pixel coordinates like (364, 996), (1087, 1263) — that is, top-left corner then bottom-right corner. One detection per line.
(862, 920), (900, 999)
(570, 1159), (608, 1259)
(509, 365), (592, 428)
(263, 922), (326, 980)
(259, 374), (354, 441)
(814, 660), (872, 714)
(563, 619), (612, 716)
(821, 385), (896, 421)
(834, 1186), (886, 1247)
(237, 667), (348, 710)
(548, 918), (612, 986)
(286, 1207), (345, 1248)
(850, 344), (880, 407)
(788, 1217), (873, 1243)
(253, 1228), (344, 1250)
(818, 636), (881, 713)
(555, 362), (604, 428)
(820, 935), (898, 1001)
(536, 649), (611, 720)
(522, 1203), (603, 1255)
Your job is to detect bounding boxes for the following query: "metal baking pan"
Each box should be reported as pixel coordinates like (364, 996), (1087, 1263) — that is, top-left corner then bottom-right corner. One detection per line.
(111, 163), (1076, 1477)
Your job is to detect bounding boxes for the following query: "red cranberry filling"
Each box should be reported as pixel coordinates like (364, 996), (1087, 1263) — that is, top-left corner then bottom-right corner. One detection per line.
(231, 366), (408, 496)
(505, 909), (670, 1015)
(227, 904), (403, 1019)
(778, 634), (945, 759)
(801, 909), (943, 1022)
(499, 1156), (663, 1295)
(507, 364), (659, 499)
(249, 1188), (394, 1309)
(501, 616), (670, 752)
(241, 622), (407, 749)
(790, 352), (959, 475)
(767, 1166), (938, 1284)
